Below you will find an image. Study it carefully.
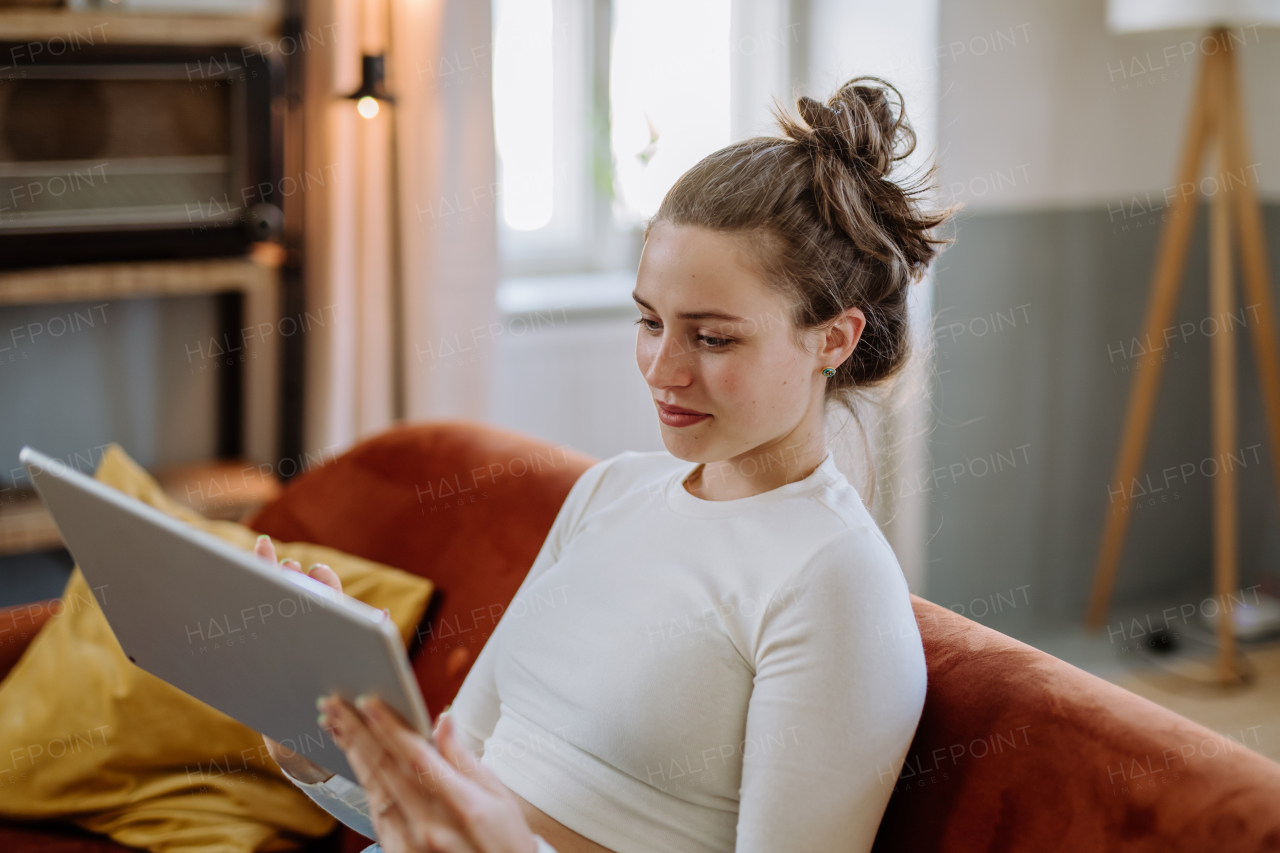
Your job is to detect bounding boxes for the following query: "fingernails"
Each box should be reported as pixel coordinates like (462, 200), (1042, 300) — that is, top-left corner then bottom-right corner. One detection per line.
(315, 695), (326, 711)
(257, 534), (270, 544)
(308, 564), (323, 574)
(355, 694), (373, 711)
(317, 712), (329, 727)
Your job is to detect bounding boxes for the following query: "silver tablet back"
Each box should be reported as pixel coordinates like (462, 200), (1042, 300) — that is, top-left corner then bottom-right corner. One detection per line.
(20, 446), (430, 783)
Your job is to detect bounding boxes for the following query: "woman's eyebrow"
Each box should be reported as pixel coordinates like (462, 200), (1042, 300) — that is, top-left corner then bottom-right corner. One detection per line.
(632, 293), (745, 323)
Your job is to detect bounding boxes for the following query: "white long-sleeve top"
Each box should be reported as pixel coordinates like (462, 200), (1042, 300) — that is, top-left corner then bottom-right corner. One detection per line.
(288, 449), (926, 853)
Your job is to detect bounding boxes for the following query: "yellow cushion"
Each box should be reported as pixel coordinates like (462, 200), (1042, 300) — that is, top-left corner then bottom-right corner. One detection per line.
(0, 445), (433, 852)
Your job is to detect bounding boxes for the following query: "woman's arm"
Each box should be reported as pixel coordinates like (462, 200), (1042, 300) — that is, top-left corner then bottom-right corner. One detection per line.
(734, 529), (927, 852)
(283, 767), (378, 840)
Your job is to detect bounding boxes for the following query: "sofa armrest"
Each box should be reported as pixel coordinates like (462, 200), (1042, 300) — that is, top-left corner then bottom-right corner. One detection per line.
(0, 599), (59, 682)
(873, 595), (1280, 851)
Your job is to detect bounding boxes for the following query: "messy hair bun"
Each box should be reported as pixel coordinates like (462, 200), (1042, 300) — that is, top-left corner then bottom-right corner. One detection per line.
(648, 76), (951, 402)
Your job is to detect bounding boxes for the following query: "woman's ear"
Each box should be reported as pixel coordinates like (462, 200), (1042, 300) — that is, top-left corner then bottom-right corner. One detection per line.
(822, 305), (866, 366)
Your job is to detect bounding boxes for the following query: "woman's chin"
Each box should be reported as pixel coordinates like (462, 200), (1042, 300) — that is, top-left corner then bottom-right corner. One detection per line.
(658, 427), (723, 463)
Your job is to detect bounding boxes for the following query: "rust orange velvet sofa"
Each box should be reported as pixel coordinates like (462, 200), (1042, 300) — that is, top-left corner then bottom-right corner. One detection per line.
(1, 421), (1278, 852)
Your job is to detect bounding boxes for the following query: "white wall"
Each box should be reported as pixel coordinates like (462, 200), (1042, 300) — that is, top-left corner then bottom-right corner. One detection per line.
(487, 311), (663, 460)
(806, 0), (939, 178)
(937, 0), (1280, 212)
(923, 0), (1280, 623)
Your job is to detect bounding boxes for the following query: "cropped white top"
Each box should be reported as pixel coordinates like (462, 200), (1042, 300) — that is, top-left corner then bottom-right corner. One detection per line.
(289, 450), (927, 853)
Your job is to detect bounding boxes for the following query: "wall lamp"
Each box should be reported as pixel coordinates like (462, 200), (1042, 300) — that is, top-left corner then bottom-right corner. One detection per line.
(347, 54), (394, 119)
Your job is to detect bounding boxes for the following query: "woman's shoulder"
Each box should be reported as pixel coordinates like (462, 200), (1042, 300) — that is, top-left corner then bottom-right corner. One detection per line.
(780, 486), (912, 617)
(752, 520), (924, 690)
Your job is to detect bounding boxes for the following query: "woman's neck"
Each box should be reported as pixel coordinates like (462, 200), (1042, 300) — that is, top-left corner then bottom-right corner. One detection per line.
(683, 431), (828, 502)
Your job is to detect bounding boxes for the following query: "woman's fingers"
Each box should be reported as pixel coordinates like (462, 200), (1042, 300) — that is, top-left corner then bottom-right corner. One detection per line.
(306, 562), (343, 594)
(326, 696), (533, 853)
(323, 698), (460, 832)
(350, 696), (458, 801)
(393, 707), (538, 853)
(258, 535), (303, 575)
(360, 698), (474, 800)
(254, 534), (277, 563)
(256, 537), (343, 595)
(435, 715), (479, 773)
(325, 699), (417, 813)
(337, 701), (478, 853)
(356, 696), (526, 853)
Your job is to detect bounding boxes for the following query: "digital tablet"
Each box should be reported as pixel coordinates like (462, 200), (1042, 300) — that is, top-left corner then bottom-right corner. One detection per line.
(20, 446), (432, 783)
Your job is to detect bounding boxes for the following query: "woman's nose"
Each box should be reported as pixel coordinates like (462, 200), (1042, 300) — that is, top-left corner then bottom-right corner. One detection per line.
(641, 332), (693, 388)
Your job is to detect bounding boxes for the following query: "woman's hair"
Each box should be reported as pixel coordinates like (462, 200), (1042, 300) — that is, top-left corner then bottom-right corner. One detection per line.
(646, 76), (951, 408)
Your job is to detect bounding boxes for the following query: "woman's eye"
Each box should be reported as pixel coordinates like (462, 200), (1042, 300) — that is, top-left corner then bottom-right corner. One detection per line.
(634, 317), (731, 349)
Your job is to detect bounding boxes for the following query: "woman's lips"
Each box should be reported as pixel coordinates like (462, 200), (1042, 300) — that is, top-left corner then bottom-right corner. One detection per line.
(656, 401), (711, 428)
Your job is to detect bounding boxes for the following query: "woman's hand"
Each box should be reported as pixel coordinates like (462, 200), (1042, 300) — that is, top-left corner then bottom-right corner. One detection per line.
(254, 534), (343, 785)
(319, 694), (538, 853)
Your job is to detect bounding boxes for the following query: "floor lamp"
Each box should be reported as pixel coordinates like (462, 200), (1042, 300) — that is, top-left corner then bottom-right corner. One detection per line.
(345, 53), (405, 422)
(344, 0), (406, 425)
(1086, 3), (1280, 685)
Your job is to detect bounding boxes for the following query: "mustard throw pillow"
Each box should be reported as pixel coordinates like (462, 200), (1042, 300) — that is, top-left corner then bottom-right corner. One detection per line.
(0, 445), (433, 852)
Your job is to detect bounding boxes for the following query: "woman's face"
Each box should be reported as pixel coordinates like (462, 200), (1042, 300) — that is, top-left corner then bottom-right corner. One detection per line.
(633, 222), (861, 465)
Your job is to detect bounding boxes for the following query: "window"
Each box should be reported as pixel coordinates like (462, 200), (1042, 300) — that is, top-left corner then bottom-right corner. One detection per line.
(491, 0), (555, 232)
(490, 0), (734, 277)
(491, 0), (595, 274)
(609, 0), (731, 225)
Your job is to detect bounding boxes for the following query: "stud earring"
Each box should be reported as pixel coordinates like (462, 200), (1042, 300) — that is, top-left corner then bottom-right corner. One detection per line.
(821, 366), (836, 377)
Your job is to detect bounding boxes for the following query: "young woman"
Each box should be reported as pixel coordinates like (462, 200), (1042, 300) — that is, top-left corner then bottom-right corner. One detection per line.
(258, 76), (948, 853)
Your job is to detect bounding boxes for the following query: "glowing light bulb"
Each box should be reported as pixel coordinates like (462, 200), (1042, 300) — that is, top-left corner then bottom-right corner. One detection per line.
(357, 97), (380, 119)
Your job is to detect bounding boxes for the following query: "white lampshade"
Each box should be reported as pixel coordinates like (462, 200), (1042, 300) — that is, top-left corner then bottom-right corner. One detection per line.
(1108, 0), (1280, 34)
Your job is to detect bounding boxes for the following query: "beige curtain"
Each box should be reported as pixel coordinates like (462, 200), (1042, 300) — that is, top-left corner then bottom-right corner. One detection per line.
(302, 0), (498, 454)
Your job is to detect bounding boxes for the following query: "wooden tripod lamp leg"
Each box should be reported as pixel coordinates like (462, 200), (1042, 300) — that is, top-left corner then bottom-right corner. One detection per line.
(1208, 157), (1241, 685)
(1085, 49), (1221, 628)
(1220, 46), (1280, 516)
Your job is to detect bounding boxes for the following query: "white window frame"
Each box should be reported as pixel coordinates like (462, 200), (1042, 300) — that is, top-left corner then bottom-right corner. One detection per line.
(493, 0), (800, 286)
(494, 0), (640, 278)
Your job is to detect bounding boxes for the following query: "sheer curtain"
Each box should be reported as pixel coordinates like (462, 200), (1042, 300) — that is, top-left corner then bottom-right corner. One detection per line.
(302, 0), (499, 454)
(392, 0), (499, 422)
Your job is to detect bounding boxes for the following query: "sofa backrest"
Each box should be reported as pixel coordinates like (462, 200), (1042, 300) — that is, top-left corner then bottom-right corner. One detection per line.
(247, 421), (596, 714)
